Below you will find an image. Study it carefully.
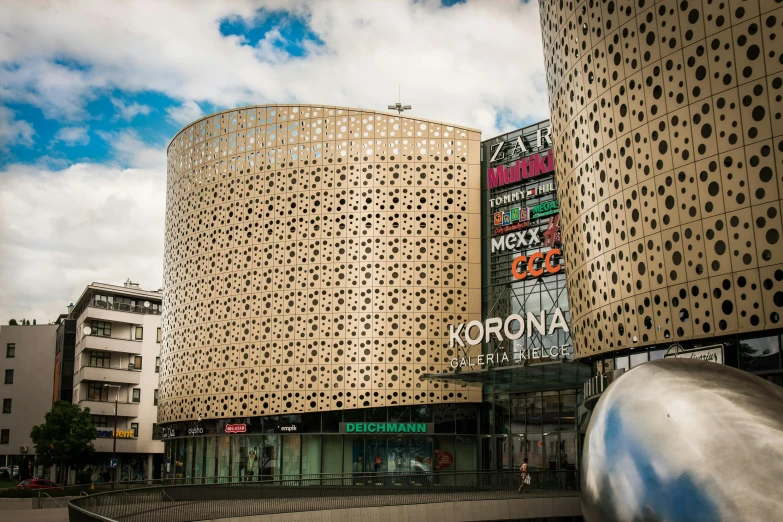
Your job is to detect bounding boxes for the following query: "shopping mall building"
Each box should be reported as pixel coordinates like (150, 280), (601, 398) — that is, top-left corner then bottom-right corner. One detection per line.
(157, 2), (783, 480)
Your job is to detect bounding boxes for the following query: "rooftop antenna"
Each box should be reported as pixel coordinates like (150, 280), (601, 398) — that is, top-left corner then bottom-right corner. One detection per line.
(388, 84), (411, 115)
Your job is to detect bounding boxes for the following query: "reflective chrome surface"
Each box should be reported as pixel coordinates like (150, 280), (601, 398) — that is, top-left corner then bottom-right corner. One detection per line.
(582, 359), (783, 522)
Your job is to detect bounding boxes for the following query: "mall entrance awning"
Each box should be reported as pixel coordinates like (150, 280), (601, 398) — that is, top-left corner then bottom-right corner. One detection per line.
(420, 360), (592, 394)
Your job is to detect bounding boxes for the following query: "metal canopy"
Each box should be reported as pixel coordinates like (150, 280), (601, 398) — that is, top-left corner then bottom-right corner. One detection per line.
(421, 360), (592, 394)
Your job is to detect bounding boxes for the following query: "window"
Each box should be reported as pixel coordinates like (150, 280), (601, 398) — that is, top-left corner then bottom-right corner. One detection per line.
(2, 399), (10, 413)
(155, 357), (160, 373)
(134, 326), (143, 340)
(130, 423), (139, 438)
(88, 382), (109, 401)
(92, 415), (109, 427)
(153, 389), (158, 406)
(89, 351), (111, 368)
(6, 343), (14, 358)
(0, 429), (9, 444)
(4, 370), (12, 384)
(90, 320), (111, 337)
(132, 388), (140, 402)
(132, 356), (142, 370)
(156, 328), (162, 343)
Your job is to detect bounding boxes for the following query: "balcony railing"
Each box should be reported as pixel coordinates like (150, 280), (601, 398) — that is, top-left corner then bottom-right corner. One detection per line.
(68, 470), (580, 522)
(89, 299), (161, 315)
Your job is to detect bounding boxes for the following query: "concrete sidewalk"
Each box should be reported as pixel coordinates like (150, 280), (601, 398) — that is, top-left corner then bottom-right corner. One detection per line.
(2, 508), (68, 522)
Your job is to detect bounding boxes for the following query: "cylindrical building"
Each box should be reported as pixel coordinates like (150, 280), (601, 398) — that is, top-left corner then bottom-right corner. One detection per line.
(158, 105), (482, 477)
(539, 0), (783, 362)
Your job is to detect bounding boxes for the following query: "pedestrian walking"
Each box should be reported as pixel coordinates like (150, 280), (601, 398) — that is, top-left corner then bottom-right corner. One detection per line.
(518, 458), (530, 492)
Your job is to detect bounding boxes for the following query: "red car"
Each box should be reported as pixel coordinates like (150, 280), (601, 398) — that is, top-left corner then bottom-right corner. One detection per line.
(16, 479), (64, 491)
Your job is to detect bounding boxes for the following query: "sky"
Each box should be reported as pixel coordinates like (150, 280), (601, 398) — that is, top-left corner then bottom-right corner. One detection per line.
(0, 0), (550, 324)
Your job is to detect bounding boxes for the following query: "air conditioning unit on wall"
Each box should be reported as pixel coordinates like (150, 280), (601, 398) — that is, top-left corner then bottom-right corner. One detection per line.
(20, 446), (29, 453)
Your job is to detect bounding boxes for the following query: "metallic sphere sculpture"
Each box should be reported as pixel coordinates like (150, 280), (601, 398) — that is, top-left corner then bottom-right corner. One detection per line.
(582, 359), (783, 522)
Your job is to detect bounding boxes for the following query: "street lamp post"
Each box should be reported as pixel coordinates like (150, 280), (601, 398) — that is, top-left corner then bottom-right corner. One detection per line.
(103, 384), (121, 488)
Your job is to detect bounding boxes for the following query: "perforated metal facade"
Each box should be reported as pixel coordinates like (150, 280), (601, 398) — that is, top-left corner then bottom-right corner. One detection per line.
(159, 105), (482, 423)
(539, 0), (783, 357)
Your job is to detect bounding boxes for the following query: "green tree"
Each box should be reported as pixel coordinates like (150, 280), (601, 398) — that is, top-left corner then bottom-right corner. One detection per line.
(32, 319), (36, 325)
(31, 401), (97, 484)
(8, 319), (17, 325)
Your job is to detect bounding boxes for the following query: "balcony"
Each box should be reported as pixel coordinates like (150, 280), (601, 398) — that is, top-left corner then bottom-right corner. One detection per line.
(83, 334), (143, 355)
(90, 299), (161, 316)
(78, 399), (139, 417)
(78, 366), (141, 385)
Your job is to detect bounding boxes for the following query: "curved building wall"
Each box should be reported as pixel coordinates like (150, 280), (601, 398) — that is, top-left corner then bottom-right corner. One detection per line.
(160, 105), (482, 423)
(540, 0), (783, 357)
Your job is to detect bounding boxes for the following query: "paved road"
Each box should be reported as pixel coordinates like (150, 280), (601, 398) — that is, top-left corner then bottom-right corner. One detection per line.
(2, 508), (68, 522)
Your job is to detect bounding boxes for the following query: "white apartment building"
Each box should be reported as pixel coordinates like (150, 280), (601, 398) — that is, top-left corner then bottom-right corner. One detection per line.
(69, 280), (164, 481)
(0, 323), (57, 478)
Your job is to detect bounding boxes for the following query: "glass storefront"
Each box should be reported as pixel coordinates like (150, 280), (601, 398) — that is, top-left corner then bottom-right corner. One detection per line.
(162, 404), (479, 479)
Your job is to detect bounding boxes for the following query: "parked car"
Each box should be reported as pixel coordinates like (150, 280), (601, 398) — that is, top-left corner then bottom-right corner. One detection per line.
(0, 465), (19, 479)
(16, 479), (64, 491)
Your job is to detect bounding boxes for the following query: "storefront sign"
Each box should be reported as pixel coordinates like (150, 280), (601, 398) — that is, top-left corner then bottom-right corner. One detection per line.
(511, 248), (563, 280)
(449, 309), (569, 348)
(487, 150), (554, 189)
(488, 182), (556, 209)
(530, 200), (559, 219)
(160, 427), (177, 439)
(664, 343), (724, 364)
(225, 423), (247, 434)
(492, 200), (559, 233)
(339, 423), (434, 434)
(274, 424), (299, 433)
(436, 451), (453, 468)
(542, 215), (561, 247)
(491, 228), (541, 253)
(488, 126), (552, 165)
(96, 428), (135, 439)
(187, 426), (204, 435)
(449, 344), (572, 368)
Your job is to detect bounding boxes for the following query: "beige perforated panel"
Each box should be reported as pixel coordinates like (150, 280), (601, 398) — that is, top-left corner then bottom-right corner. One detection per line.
(540, 0), (783, 357)
(159, 105), (482, 422)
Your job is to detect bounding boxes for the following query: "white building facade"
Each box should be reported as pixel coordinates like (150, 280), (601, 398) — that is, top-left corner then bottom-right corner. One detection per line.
(0, 324), (57, 477)
(69, 281), (164, 481)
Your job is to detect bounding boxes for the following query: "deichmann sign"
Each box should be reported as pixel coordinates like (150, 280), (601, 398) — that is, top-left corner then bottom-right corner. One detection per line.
(487, 149), (554, 189)
(511, 248), (563, 280)
(449, 309), (569, 348)
(339, 423), (434, 434)
(664, 343), (724, 364)
(449, 345), (572, 369)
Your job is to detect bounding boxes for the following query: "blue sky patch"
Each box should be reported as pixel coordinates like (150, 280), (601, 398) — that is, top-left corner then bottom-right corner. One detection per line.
(219, 9), (324, 58)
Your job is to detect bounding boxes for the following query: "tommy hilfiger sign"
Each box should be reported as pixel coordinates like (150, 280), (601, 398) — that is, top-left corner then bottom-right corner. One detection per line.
(488, 182), (556, 209)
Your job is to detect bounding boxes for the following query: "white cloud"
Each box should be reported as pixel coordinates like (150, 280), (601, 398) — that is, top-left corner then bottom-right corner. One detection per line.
(0, 0), (548, 135)
(111, 98), (152, 121)
(0, 139), (166, 323)
(96, 129), (165, 170)
(51, 125), (90, 146)
(166, 100), (204, 126)
(0, 106), (35, 149)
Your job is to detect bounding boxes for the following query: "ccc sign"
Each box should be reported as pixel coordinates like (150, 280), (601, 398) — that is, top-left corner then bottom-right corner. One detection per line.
(511, 248), (563, 280)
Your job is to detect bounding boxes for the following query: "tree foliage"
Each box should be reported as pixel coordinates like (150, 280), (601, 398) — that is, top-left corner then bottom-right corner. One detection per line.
(8, 319), (17, 325)
(31, 401), (97, 470)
